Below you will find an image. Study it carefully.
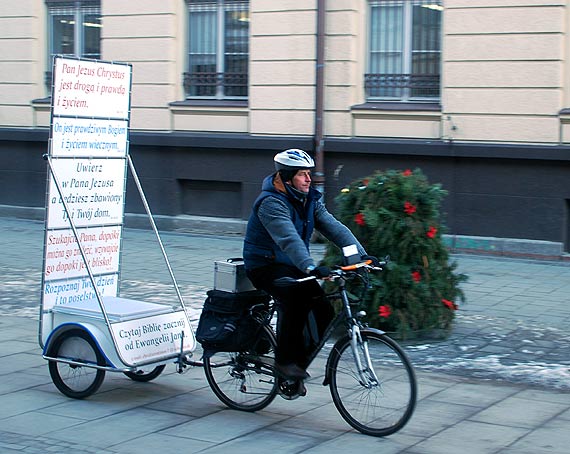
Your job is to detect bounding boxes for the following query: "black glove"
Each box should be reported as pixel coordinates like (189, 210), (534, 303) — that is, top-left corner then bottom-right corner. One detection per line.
(361, 255), (381, 266)
(309, 265), (332, 278)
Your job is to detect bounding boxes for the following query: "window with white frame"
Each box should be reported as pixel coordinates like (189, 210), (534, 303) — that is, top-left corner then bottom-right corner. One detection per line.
(184, 0), (249, 100)
(366, 0), (442, 102)
(45, 1), (101, 92)
(47, 1), (101, 60)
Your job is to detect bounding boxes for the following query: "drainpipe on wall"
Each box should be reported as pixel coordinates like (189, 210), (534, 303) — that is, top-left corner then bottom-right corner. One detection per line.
(313, 0), (326, 198)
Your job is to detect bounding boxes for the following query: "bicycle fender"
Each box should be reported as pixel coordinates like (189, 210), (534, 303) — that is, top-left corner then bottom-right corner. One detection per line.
(43, 322), (121, 369)
(361, 327), (386, 336)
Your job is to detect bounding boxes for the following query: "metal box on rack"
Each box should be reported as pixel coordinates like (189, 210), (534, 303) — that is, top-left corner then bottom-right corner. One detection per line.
(214, 258), (256, 293)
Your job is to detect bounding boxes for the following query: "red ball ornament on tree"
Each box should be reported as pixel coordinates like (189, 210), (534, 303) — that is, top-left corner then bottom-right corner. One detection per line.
(442, 299), (458, 310)
(354, 212), (366, 226)
(378, 305), (392, 318)
(404, 202), (416, 215)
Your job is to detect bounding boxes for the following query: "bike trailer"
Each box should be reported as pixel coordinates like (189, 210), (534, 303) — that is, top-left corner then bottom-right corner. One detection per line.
(43, 296), (193, 370)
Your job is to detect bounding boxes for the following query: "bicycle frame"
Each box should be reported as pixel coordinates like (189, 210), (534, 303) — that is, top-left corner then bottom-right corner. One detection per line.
(207, 267), (383, 387)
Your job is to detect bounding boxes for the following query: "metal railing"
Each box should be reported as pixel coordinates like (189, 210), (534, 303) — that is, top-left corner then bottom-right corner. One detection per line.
(365, 73), (440, 100)
(183, 71), (248, 99)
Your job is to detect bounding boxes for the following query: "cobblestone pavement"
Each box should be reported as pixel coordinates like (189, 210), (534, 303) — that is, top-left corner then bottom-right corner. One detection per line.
(1, 217), (570, 454)
(1, 217), (569, 390)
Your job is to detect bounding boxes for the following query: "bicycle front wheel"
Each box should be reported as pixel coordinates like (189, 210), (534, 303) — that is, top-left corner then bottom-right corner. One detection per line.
(328, 329), (417, 437)
(203, 325), (278, 412)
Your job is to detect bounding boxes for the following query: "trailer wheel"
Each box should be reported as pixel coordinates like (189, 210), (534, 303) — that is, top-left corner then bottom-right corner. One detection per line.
(48, 329), (106, 399)
(124, 365), (166, 382)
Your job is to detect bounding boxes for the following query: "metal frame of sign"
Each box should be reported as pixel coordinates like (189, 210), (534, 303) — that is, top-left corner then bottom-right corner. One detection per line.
(39, 56), (195, 368)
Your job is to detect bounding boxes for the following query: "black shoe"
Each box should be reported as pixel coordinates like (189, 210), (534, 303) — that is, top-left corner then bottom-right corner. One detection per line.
(275, 362), (310, 380)
(278, 378), (307, 400)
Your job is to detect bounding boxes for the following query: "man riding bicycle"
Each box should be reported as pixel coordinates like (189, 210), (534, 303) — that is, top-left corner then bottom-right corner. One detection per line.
(243, 149), (375, 384)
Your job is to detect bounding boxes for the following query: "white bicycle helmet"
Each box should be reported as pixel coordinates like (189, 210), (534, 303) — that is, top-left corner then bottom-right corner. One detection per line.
(274, 149), (315, 172)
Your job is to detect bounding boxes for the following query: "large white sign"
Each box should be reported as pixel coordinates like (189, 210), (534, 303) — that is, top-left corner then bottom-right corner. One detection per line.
(111, 311), (194, 366)
(52, 59), (131, 119)
(42, 57), (132, 315)
(44, 225), (122, 281)
(51, 118), (128, 158)
(42, 274), (119, 307)
(47, 158), (126, 229)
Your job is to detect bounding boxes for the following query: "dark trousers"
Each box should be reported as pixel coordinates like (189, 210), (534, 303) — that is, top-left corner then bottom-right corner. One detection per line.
(247, 264), (334, 367)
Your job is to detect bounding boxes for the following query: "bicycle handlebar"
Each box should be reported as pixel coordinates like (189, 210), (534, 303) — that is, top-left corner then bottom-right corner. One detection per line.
(338, 258), (386, 271)
(273, 260), (386, 287)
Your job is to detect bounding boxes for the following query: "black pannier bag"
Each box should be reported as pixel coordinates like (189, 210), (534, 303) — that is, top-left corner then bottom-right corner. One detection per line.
(195, 289), (271, 356)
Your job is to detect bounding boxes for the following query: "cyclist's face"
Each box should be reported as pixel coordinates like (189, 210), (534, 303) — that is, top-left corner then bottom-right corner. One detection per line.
(291, 170), (312, 193)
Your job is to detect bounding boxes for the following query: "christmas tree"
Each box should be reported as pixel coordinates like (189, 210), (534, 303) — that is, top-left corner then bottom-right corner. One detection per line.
(322, 168), (466, 339)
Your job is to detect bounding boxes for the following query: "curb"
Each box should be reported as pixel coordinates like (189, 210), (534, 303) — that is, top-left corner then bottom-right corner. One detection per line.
(1, 205), (567, 261)
(124, 213), (247, 236)
(443, 235), (569, 262)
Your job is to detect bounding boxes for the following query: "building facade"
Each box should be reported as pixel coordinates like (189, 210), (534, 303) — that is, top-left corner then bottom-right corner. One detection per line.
(1, 0), (570, 254)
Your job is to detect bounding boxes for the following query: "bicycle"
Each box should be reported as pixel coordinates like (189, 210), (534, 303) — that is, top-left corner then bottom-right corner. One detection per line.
(202, 259), (417, 437)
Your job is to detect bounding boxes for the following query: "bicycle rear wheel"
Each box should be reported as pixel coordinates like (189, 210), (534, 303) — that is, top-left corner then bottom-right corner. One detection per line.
(203, 325), (278, 412)
(328, 329), (417, 437)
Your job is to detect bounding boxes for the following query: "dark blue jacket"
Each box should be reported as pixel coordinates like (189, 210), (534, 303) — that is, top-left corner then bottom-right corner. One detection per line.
(243, 174), (365, 272)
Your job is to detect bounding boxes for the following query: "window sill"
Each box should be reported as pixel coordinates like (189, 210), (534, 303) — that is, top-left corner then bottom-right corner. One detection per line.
(351, 102), (441, 123)
(352, 102), (441, 112)
(31, 97), (51, 106)
(170, 99), (248, 109)
(560, 108), (570, 122)
(29, 97), (52, 128)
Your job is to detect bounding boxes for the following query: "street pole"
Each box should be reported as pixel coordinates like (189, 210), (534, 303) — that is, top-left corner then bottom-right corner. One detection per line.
(314, 0), (326, 199)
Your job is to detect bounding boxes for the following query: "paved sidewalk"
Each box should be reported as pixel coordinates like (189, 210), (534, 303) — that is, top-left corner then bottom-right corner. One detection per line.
(1, 217), (570, 453)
